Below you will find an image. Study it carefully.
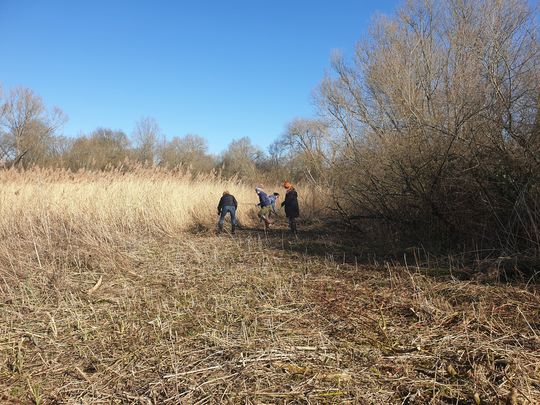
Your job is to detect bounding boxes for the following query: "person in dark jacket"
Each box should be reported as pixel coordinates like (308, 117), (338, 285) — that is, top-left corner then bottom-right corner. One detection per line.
(281, 181), (299, 234)
(217, 191), (238, 233)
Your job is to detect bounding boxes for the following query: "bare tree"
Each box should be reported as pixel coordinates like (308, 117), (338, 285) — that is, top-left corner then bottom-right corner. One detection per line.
(133, 116), (162, 165)
(275, 118), (336, 183)
(221, 137), (262, 179)
(160, 134), (215, 172)
(0, 87), (67, 167)
(63, 128), (131, 170)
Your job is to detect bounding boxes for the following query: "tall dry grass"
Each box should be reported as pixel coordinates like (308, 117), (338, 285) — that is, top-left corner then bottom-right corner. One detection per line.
(0, 168), (321, 240)
(0, 169), (270, 238)
(0, 166), (324, 298)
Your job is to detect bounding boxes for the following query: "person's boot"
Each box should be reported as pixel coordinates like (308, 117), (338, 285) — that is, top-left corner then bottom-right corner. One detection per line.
(231, 224), (236, 234)
(291, 221), (297, 235)
(217, 223), (223, 234)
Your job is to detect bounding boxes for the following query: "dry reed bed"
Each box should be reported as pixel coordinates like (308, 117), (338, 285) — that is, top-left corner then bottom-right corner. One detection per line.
(0, 169), (538, 404)
(0, 168), (324, 240)
(0, 168), (260, 238)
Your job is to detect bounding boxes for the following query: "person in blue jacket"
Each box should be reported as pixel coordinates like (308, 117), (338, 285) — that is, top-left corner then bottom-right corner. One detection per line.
(268, 192), (280, 217)
(255, 186), (272, 229)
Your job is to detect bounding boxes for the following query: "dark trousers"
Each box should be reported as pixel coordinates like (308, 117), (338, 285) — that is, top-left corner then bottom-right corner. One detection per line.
(288, 217), (297, 233)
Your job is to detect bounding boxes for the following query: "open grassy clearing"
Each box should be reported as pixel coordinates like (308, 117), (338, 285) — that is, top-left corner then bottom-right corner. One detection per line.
(1, 226), (539, 404)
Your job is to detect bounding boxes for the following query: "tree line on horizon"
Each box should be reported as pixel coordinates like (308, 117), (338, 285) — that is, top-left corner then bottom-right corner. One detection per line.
(0, 86), (287, 179)
(1, 0), (539, 258)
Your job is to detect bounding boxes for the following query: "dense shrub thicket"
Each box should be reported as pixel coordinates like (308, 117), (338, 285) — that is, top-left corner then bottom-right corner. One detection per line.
(279, 0), (539, 256)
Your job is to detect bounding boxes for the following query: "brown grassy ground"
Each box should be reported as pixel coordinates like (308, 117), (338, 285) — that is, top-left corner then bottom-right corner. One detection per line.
(0, 169), (538, 404)
(1, 224), (539, 404)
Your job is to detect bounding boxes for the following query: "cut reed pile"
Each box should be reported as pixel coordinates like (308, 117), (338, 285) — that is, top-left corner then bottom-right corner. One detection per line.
(0, 169), (538, 404)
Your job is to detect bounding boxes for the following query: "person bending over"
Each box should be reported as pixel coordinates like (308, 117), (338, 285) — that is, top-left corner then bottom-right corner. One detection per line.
(268, 192), (280, 217)
(255, 186), (272, 230)
(217, 190), (238, 233)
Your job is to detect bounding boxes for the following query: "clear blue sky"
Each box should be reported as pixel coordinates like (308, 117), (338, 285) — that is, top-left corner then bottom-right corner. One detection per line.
(0, 0), (398, 154)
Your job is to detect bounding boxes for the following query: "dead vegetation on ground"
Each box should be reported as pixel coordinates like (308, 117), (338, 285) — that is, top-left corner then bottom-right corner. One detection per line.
(0, 170), (538, 404)
(1, 229), (538, 404)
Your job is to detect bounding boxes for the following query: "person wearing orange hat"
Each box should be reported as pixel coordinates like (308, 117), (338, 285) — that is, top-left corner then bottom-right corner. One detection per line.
(281, 181), (299, 234)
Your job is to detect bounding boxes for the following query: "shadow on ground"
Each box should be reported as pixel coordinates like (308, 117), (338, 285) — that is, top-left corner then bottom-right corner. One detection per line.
(201, 218), (540, 285)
